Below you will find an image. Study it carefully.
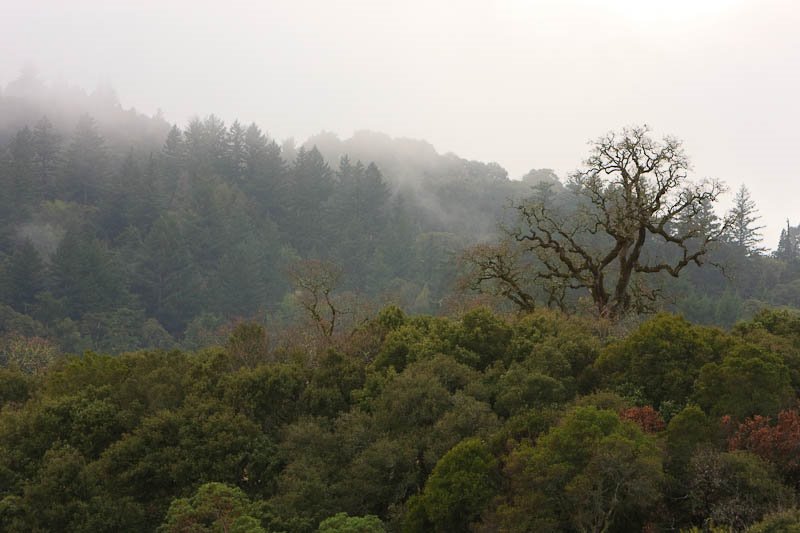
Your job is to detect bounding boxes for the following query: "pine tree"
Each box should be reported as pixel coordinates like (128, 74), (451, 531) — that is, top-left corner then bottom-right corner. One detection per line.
(227, 120), (247, 180)
(212, 234), (276, 317)
(1, 239), (45, 312)
(62, 114), (108, 204)
(161, 125), (187, 208)
(182, 115), (230, 178)
(283, 146), (333, 254)
(674, 197), (721, 238)
(162, 125), (186, 168)
(383, 193), (416, 278)
(135, 214), (200, 332)
(726, 185), (765, 256)
(775, 220), (799, 263)
(0, 148), (16, 246)
(325, 157), (391, 285)
(9, 126), (36, 207)
(204, 115), (229, 177)
(32, 116), (61, 195)
(99, 151), (141, 238)
(50, 229), (129, 317)
(241, 123), (285, 218)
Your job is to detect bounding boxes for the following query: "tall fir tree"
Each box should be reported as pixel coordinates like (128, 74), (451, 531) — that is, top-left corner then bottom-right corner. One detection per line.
(775, 220), (799, 264)
(283, 146), (333, 254)
(62, 114), (108, 204)
(1, 239), (45, 312)
(50, 229), (129, 317)
(227, 120), (247, 181)
(10, 126), (37, 206)
(98, 151), (142, 239)
(32, 116), (61, 195)
(162, 125), (186, 169)
(242, 123), (285, 219)
(135, 213), (200, 332)
(325, 157), (390, 286)
(182, 115), (229, 178)
(726, 185), (765, 256)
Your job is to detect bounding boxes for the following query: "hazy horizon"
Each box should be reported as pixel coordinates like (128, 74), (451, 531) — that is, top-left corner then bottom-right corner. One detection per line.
(2, 0), (798, 247)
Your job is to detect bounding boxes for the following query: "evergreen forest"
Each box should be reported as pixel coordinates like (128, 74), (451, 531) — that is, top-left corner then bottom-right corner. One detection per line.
(2, 73), (800, 532)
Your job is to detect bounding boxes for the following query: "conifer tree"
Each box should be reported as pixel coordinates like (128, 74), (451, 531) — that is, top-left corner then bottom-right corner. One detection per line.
(775, 220), (799, 264)
(726, 185), (765, 256)
(1, 239), (45, 312)
(283, 146), (333, 254)
(10, 126), (36, 206)
(162, 125), (186, 166)
(227, 120), (247, 180)
(32, 116), (61, 194)
(242, 123), (285, 218)
(63, 114), (108, 204)
(50, 229), (129, 317)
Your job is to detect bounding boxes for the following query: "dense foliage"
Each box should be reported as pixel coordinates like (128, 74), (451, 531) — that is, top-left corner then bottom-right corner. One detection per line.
(0, 73), (544, 355)
(1, 74), (800, 357)
(3, 73), (800, 532)
(0, 308), (799, 531)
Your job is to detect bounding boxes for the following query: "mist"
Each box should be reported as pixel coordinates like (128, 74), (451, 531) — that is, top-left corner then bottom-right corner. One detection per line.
(5, 5), (800, 528)
(2, 0), (799, 246)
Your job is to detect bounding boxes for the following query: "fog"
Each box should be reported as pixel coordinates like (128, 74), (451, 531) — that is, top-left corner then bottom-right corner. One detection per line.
(2, 0), (798, 246)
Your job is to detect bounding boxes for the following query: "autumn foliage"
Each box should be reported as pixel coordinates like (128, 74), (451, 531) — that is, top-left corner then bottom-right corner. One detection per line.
(728, 409), (800, 485)
(620, 405), (666, 433)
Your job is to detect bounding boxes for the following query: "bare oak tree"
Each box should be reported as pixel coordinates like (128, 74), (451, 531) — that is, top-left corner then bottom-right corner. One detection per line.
(458, 241), (537, 312)
(492, 126), (727, 318)
(458, 240), (567, 312)
(286, 258), (343, 338)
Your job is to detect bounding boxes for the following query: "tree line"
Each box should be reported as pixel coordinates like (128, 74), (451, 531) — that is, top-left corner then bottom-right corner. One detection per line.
(1, 112), (799, 358)
(0, 108), (533, 354)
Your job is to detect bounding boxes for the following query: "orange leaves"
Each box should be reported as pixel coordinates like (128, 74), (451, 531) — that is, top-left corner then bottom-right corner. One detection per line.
(728, 409), (800, 484)
(620, 406), (666, 433)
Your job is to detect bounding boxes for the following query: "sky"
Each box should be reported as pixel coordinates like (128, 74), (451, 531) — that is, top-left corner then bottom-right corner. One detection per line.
(1, 0), (798, 247)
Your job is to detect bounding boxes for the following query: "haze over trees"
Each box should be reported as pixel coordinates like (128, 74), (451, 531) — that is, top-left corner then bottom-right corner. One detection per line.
(2, 72), (800, 532)
(1, 73), (799, 354)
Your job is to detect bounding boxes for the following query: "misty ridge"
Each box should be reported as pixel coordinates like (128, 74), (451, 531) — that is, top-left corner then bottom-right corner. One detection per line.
(0, 69), (553, 237)
(1, 60), (800, 533)
(5, 2), (800, 532)
(0, 69), (567, 350)
(1, 68), (799, 356)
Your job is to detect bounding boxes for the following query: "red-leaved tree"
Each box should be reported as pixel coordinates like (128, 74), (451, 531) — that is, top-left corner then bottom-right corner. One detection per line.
(620, 406), (666, 433)
(728, 409), (800, 486)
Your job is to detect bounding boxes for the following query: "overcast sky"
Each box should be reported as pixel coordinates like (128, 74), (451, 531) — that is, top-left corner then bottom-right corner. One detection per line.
(2, 0), (798, 247)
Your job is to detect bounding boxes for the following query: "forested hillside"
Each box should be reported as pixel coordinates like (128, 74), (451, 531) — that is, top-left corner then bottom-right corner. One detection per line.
(1, 74), (799, 356)
(0, 73), (541, 354)
(3, 73), (800, 532)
